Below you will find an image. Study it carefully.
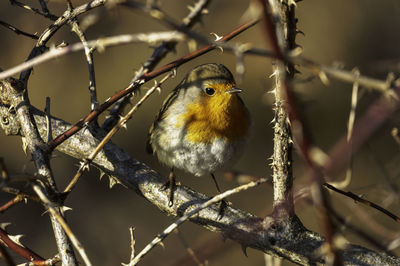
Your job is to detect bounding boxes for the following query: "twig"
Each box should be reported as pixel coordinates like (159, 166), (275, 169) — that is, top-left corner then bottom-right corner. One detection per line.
(0, 20), (39, 40)
(63, 71), (174, 193)
(267, 0), (295, 219)
(32, 183), (92, 266)
(127, 177), (270, 265)
(5, 78), (78, 265)
(46, 19), (259, 150)
(19, 254), (61, 266)
(18, 0), (106, 84)
(102, 0), (211, 131)
(128, 227), (136, 263)
(259, 0), (341, 263)
(69, 16), (99, 111)
(9, 0), (58, 20)
(1, 185), (40, 201)
(0, 227), (45, 263)
(0, 194), (27, 213)
(323, 183), (400, 224)
(0, 31), (186, 81)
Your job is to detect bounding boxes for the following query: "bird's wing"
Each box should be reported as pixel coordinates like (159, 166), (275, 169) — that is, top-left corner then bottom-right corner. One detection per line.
(146, 85), (181, 154)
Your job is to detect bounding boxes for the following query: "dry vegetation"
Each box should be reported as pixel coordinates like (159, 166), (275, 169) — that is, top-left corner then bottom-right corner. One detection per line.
(1, 0), (400, 265)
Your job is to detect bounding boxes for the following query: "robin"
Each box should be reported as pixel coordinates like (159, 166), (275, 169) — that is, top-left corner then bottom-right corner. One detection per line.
(147, 63), (250, 211)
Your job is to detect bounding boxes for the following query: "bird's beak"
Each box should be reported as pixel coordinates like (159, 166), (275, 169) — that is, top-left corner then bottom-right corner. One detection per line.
(226, 87), (242, 94)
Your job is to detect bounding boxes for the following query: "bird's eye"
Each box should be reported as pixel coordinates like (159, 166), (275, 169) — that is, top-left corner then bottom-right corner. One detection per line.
(205, 87), (215, 96)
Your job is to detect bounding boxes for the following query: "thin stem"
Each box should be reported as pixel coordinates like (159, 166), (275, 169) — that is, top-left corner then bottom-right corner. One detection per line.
(128, 177), (269, 265)
(0, 227), (44, 263)
(324, 183), (400, 224)
(32, 183), (92, 266)
(64, 71), (174, 193)
(0, 31), (186, 81)
(69, 16), (99, 112)
(0, 20), (39, 39)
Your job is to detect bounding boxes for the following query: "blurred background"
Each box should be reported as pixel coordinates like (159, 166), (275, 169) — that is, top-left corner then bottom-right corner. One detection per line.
(1, 0), (400, 265)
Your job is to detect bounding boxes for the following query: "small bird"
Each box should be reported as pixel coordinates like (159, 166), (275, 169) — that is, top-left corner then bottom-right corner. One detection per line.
(147, 63), (250, 210)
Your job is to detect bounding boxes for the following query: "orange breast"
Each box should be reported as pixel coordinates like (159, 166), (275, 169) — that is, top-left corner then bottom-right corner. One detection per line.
(176, 86), (249, 144)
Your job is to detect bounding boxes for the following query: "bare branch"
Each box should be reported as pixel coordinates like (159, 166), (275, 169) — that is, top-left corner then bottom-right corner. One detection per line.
(127, 177), (270, 265)
(0, 31), (186, 81)
(69, 19), (99, 112)
(0, 227), (44, 263)
(32, 183), (92, 266)
(18, 0), (106, 84)
(0, 79), (78, 265)
(0, 20), (39, 40)
(0, 194), (27, 213)
(9, 0), (58, 20)
(324, 183), (400, 224)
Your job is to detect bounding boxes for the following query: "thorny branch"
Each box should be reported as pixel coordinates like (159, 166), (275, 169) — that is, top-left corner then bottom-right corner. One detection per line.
(0, 94), (398, 265)
(127, 177), (270, 265)
(0, 20), (39, 40)
(0, 227), (45, 263)
(0, 79), (78, 265)
(1, 0), (400, 265)
(69, 15), (99, 112)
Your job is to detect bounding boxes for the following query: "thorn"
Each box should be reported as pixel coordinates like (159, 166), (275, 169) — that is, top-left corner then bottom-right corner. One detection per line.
(121, 122), (127, 130)
(99, 170), (105, 180)
(201, 8), (209, 14)
(61, 206), (73, 213)
(0, 223), (11, 230)
(210, 32), (223, 42)
(269, 70), (279, 78)
(187, 5), (194, 12)
(9, 234), (24, 246)
(109, 176), (117, 189)
(79, 161), (90, 171)
(158, 240), (165, 249)
(289, 47), (303, 57)
(241, 244), (248, 257)
(296, 29), (305, 36)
